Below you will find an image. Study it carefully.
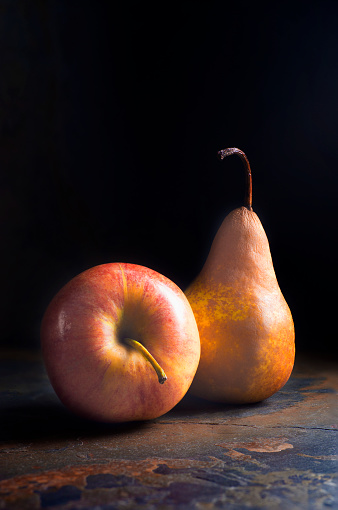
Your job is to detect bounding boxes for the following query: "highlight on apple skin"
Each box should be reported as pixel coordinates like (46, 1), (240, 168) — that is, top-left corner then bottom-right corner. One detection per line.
(41, 263), (201, 423)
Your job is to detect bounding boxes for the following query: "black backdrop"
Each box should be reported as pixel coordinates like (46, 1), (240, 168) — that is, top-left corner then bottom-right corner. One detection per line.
(1, 1), (337, 357)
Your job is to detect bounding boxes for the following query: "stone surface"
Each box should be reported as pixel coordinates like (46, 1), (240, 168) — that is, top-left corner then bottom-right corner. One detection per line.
(0, 350), (337, 509)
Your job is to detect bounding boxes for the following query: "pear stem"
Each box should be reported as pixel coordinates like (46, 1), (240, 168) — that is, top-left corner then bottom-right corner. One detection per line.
(124, 338), (167, 384)
(217, 147), (253, 211)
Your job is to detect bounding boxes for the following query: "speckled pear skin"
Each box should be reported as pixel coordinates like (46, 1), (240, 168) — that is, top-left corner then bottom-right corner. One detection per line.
(186, 206), (295, 404)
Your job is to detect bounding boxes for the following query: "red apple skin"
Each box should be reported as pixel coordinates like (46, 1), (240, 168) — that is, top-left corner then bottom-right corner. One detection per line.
(40, 263), (200, 423)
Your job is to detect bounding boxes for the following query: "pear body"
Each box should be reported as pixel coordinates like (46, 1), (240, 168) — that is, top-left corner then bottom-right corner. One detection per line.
(186, 206), (295, 404)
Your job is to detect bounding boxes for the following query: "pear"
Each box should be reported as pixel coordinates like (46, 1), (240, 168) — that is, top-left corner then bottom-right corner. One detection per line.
(186, 148), (295, 404)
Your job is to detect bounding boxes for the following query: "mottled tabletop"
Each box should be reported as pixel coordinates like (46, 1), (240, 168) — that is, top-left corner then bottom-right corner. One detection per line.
(0, 350), (337, 509)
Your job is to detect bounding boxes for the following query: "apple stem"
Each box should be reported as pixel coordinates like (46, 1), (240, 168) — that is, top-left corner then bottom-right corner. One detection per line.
(124, 338), (167, 384)
(217, 147), (253, 211)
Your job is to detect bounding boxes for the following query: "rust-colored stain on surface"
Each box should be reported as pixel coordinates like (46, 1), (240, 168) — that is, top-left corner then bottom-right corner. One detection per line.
(1, 456), (337, 510)
(0, 458), (226, 508)
(218, 437), (294, 453)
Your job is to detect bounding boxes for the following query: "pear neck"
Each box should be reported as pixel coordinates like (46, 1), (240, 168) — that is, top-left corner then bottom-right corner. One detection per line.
(217, 147), (253, 211)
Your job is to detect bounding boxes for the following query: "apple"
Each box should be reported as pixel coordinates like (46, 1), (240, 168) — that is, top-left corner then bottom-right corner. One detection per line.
(40, 263), (200, 422)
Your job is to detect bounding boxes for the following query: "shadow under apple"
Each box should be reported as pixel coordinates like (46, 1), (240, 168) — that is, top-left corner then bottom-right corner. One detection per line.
(1, 397), (151, 445)
(0, 352), (328, 448)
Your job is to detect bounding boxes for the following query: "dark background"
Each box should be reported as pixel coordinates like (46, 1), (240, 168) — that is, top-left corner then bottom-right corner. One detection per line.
(1, 1), (337, 357)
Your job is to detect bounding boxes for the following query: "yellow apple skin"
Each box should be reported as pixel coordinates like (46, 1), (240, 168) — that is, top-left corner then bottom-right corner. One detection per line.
(41, 263), (200, 422)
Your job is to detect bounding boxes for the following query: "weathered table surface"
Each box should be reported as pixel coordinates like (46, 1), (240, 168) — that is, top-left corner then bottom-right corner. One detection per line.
(0, 350), (337, 510)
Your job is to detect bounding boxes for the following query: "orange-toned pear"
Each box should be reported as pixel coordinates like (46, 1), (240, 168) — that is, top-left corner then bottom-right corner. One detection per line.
(186, 148), (295, 404)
